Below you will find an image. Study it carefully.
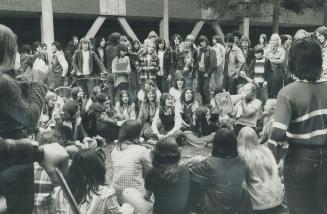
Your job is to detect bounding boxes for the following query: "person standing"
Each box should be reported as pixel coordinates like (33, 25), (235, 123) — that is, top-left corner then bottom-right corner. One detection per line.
(212, 35), (225, 90)
(49, 41), (68, 89)
(72, 38), (106, 97)
(315, 26), (327, 78)
(271, 38), (327, 214)
(197, 35), (217, 105)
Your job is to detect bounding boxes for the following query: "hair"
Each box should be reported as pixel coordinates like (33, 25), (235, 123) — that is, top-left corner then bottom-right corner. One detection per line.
(151, 137), (181, 184)
(118, 90), (131, 106)
(194, 106), (212, 135)
(95, 93), (107, 105)
(62, 100), (80, 121)
(280, 34), (289, 45)
(0, 25), (17, 72)
(180, 88), (195, 104)
(159, 93), (172, 107)
(240, 35), (251, 47)
(294, 29), (311, 41)
(33, 41), (42, 52)
(79, 37), (91, 50)
(270, 33), (281, 46)
(212, 35), (224, 46)
(71, 86), (83, 100)
(232, 30), (242, 39)
(88, 102), (105, 116)
(155, 37), (166, 52)
(212, 127), (238, 158)
(41, 43), (47, 48)
(148, 31), (158, 40)
(259, 34), (268, 46)
(45, 91), (57, 103)
(237, 127), (276, 179)
(198, 35), (209, 45)
(144, 87), (158, 106)
(254, 44), (264, 55)
(95, 37), (105, 49)
(173, 76), (185, 90)
(288, 37), (322, 83)
(131, 40), (141, 52)
(117, 43), (128, 57)
(315, 26), (327, 40)
(171, 34), (182, 48)
(117, 120), (142, 149)
(225, 33), (234, 43)
(143, 79), (156, 90)
(264, 99), (277, 114)
(91, 86), (101, 101)
(21, 44), (32, 54)
(67, 149), (106, 204)
(108, 32), (121, 46)
(51, 41), (62, 51)
(185, 34), (195, 42)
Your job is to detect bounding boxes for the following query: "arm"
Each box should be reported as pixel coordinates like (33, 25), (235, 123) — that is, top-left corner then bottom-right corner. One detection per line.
(130, 103), (137, 120)
(137, 103), (145, 124)
(92, 52), (106, 72)
(0, 75), (47, 128)
(151, 109), (160, 136)
(71, 51), (79, 74)
(207, 48), (217, 77)
(271, 48), (286, 64)
(126, 57), (131, 74)
(270, 94), (292, 142)
(112, 57), (117, 74)
(58, 54), (69, 77)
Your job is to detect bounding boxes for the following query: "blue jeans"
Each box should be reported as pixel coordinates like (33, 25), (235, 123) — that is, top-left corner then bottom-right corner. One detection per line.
(284, 144), (327, 214)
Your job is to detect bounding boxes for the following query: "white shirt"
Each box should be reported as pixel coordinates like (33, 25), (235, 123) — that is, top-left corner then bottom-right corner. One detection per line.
(82, 51), (90, 75)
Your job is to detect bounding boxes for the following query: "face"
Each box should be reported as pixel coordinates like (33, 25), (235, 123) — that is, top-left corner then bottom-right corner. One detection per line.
(133, 42), (140, 50)
(82, 42), (89, 51)
(174, 37), (180, 45)
(270, 37), (279, 47)
(42, 45), (47, 51)
(147, 91), (155, 101)
(147, 44), (155, 54)
(104, 100), (111, 110)
(144, 82), (151, 91)
(48, 98), (57, 108)
(186, 36), (194, 44)
(176, 79), (184, 88)
(159, 42), (165, 50)
(255, 52), (263, 59)
(241, 41), (249, 49)
(184, 90), (193, 102)
(120, 50), (126, 56)
(36, 46), (42, 53)
(100, 38), (106, 47)
(77, 89), (84, 99)
(212, 39), (217, 44)
(205, 109), (211, 121)
(264, 103), (274, 116)
(51, 44), (57, 53)
(73, 37), (79, 44)
(240, 84), (254, 99)
(286, 37), (292, 47)
(316, 32), (326, 44)
(165, 41), (170, 48)
(234, 37), (240, 45)
(200, 41), (207, 48)
(122, 93), (129, 104)
(165, 96), (174, 107)
(259, 36), (265, 44)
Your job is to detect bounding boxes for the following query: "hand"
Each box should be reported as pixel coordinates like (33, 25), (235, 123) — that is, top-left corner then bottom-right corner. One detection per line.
(167, 74), (172, 81)
(239, 71), (246, 78)
(117, 120), (125, 126)
(120, 203), (134, 214)
(157, 133), (165, 140)
(204, 73), (209, 78)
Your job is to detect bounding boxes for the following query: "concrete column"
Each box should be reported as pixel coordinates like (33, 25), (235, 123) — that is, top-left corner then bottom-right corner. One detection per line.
(239, 17), (250, 37)
(117, 17), (139, 42)
(159, 0), (169, 41)
(41, 0), (54, 60)
(85, 16), (106, 39)
(191, 20), (205, 39)
(211, 22), (225, 41)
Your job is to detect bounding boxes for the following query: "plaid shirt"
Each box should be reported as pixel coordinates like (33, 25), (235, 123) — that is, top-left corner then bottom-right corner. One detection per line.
(33, 163), (55, 214)
(138, 53), (159, 82)
(111, 144), (151, 203)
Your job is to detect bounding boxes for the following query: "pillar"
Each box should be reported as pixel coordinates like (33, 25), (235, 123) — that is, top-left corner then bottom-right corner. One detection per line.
(211, 22), (225, 41)
(159, 0), (169, 41)
(41, 0), (54, 60)
(85, 16), (106, 39)
(191, 20), (205, 39)
(239, 17), (250, 37)
(117, 17), (139, 42)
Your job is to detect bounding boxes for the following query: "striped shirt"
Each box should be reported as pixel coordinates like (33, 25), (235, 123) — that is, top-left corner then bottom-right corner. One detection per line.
(271, 79), (327, 145)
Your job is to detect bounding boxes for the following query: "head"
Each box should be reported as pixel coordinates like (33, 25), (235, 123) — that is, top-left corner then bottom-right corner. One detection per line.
(143, 79), (156, 91)
(95, 93), (107, 105)
(148, 31), (158, 42)
(160, 93), (174, 107)
(71, 86), (84, 101)
(67, 149), (106, 204)
(185, 34), (195, 44)
(315, 26), (327, 44)
(131, 40), (141, 52)
(171, 34), (182, 47)
(45, 92), (57, 108)
(294, 29), (311, 41)
(152, 137), (180, 167)
(21, 44), (32, 54)
(51, 41), (62, 53)
(239, 82), (256, 101)
(146, 42), (156, 54)
(0, 25), (17, 72)
(212, 35), (224, 46)
(33, 41), (42, 53)
(72, 36), (79, 45)
(156, 38), (166, 51)
(232, 30), (242, 46)
(62, 100), (80, 121)
(198, 35), (209, 48)
(173, 76), (185, 90)
(117, 120), (142, 145)
(259, 34), (267, 45)
(194, 106), (211, 126)
(91, 86), (101, 100)
(79, 38), (91, 51)
(288, 37), (322, 83)
(41, 43), (47, 51)
(212, 127), (238, 158)
(225, 33), (234, 48)
(280, 34), (292, 48)
(181, 88), (195, 103)
(240, 35), (251, 49)
(145, 88), (157, 103)
(270, 33), (281, 47)
(263, 99), (276, 116)
(117, 43), (128, 57)
(254, 44), (264, 59)
(108, 32), (121, 46)
(88, 102), (105, 119)
(95, 37), (106, 49)
(119, 90), (130, 105)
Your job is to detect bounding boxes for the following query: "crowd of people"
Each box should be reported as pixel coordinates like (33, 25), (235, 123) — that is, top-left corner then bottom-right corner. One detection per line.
(0, 21), (327, 214)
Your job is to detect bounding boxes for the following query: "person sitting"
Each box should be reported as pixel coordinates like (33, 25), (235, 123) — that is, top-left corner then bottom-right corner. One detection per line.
(169, 76), (185, 105)
(237, 127), (284, 214)
(186, 128), (251, 214)
(111, 120), (151, 203)
(137, 79), (161, 104)
(39, 92), (62, 131)
(53, 149), (133, 214)
(151, 93), (183, 144)
(176, 88), (199, 130)
(115, 90), (137, 123)
(122, 138), (190, 214)
(183, 106), (219, 148)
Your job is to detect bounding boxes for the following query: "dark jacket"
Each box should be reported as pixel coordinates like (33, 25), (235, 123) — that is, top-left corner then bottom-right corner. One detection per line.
(54, 117), (86, 147)
(94, 47), (108, 71)
(197, 46), (217, 77)
(72, 50), (105, 76)
(105, 45), (118, 73)
(0, 73), (47, 139)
